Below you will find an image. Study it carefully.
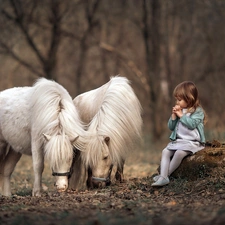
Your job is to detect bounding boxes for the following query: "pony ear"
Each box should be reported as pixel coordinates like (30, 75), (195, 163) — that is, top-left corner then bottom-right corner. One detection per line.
(43, 133), (51, 141)
(104, 136), (110, 145)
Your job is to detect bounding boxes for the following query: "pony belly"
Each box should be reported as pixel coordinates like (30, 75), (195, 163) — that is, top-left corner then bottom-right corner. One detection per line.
(10, 145), (31, 155)
(13, 146), (31, 155)
(2, 126), (31, 155)
(9, 137), (31, 155)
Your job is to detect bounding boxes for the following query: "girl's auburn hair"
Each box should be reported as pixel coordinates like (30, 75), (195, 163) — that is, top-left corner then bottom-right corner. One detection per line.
(173, 81), (207, 124)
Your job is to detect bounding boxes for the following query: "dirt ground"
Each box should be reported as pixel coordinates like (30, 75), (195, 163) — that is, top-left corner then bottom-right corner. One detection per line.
(1, 143), (225, 225)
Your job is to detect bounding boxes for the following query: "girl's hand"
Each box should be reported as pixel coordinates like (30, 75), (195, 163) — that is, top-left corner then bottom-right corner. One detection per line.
(171, 105), (179, 119)
(173, 105), (183, 118)
(172, 105), (180, 113)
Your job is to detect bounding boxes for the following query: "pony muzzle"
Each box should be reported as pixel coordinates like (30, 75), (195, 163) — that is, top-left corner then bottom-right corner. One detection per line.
(91, 164), (113, 187)
(92, 176), (110, 183)
(52, 170), (72, 192)
(91, 176), (111, 187)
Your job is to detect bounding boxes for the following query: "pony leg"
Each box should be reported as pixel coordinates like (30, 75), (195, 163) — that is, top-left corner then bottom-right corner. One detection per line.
(31, 146), (44, 197)
(115, 159), (125, 182)
(1, 147), (22, 196)
(0, 150), (5, 193)
(68, 151), (87, 190)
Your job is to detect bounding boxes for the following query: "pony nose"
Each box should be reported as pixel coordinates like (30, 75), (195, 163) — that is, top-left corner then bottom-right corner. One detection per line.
(55, 183), (68, 192)
(54, 180), (68, 192)
(92, 180), (106, 188)
(91, 177), (111, 188)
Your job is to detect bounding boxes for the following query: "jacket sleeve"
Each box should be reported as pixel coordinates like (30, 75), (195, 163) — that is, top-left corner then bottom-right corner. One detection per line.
(168, 117), (178, 131)
(179, 107), (204, 130)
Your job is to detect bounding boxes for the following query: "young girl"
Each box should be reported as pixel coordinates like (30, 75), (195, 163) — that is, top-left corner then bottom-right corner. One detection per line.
(152, 81), (206, 187)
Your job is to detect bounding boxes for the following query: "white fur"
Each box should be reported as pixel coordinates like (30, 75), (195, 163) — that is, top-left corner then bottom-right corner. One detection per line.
(71, 76), (143, 188)
(0, 78), (85, 196)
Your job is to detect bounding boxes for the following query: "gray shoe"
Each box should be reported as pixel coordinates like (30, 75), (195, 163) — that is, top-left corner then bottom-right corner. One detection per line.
(151, 177), (170, 187)
(153, 175), (160, 182)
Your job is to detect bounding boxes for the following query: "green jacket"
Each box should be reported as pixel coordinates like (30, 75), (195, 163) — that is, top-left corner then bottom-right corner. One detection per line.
(168, 107), (205, 143)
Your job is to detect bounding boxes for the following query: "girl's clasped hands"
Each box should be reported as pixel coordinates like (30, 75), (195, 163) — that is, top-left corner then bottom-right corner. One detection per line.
(172, 105), (182, 118)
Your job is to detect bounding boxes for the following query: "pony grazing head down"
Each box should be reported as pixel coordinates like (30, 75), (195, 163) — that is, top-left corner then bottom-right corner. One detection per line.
(84, 135), (114, 187)
(73, 76), (143, 188)
(30, 78), (85, 194)
(42, 133), (78, 192)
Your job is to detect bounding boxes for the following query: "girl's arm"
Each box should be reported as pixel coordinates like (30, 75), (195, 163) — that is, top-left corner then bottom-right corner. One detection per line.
(179, 108), (204, 129)
(168, 105), (180, 130)
(167, 105), (179, 130)
(168, 116), (178, 131)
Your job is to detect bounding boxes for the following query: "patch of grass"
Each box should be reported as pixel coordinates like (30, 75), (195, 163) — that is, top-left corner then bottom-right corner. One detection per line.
(15, 188), (32, 197)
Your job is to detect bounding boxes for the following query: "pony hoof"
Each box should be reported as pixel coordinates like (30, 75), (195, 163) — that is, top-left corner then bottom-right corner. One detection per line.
(32, 191), (42, 197)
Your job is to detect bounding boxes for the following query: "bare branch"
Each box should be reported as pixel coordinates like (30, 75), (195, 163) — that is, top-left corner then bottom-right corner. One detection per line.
(8, 0), (46, 65)
(0, 40), (44, 77)
(59, 30), (82, 41)
(100, 42), (150, 94)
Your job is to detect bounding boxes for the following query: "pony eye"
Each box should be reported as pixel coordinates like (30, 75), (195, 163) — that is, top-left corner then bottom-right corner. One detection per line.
(103, 156), (108, 160)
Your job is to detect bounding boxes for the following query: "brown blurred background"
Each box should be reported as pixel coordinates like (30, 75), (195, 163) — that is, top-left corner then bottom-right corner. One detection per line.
(0, 0), (225, 148)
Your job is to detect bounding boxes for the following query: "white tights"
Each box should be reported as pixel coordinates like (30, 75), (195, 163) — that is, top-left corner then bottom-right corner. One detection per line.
(160, 148), (191, 178)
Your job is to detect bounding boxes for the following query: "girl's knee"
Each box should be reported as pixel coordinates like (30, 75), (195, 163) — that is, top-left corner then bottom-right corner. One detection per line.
(162, 148), (169, 155)
(174, 150), (190, 159)
(162, 148), (174, 157)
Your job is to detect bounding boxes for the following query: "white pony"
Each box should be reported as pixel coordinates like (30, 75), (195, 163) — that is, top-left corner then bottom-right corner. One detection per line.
(0, 78), (85, 196)
(69, 76), (142, 189)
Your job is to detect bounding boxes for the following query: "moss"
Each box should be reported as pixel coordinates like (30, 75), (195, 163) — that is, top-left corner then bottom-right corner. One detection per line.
(171, 143), (225, 180)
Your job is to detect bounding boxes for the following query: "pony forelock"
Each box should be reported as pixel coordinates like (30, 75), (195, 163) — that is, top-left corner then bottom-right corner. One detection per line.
(44, 134), (74, 169)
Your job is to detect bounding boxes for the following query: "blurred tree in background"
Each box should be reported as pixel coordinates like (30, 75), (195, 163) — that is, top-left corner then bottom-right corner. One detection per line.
(0, 0), (225, 142)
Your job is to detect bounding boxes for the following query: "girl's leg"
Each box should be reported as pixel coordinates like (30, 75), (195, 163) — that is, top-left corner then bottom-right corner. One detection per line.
(168, 150), (190, 175)
(152, 148), (174, 186)
(160, 148), (175, 178)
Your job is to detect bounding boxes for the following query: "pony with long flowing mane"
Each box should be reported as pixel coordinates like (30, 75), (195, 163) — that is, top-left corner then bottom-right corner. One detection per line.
(69, 76), (142, 189)
(0, 78), (85, 196)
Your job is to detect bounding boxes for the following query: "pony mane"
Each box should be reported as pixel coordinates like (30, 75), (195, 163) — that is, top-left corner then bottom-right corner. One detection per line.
(30, 78), (86, 168)
(76, 76), (143, 168)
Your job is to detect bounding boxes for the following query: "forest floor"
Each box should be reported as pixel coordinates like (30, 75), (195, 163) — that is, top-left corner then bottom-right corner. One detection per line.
(1, 141), (225, 225)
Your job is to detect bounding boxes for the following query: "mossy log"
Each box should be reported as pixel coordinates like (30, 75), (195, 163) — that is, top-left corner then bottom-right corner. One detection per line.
(170, 140), (225, 180)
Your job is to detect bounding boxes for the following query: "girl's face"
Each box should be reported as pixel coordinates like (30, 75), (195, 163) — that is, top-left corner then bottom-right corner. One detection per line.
(175, 97), (188, 109)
